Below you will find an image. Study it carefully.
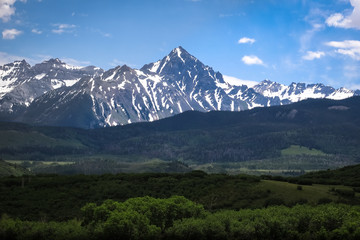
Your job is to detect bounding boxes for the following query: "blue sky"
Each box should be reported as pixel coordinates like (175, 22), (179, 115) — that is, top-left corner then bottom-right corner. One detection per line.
(0, 0), (359, 89)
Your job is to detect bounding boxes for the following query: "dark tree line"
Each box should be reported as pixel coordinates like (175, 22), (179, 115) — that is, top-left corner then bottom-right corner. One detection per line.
(1, 197), (360, 240)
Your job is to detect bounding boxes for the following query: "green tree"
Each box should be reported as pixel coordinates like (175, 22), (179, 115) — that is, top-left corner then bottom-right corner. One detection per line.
(81, 196), (205, 239)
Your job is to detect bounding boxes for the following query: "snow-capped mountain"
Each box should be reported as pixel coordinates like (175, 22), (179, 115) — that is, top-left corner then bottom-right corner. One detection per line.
(252, 80), (355, 102)
(0, 58), (103, 117)
(0, 46), (358, 128)
(19, 47), (246, 127)
(225, 79), (357, 110)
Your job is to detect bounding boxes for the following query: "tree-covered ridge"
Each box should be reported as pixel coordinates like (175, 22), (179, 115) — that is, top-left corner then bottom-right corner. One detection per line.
(1, 197), (360, 240)
(1, 96), (360, 173)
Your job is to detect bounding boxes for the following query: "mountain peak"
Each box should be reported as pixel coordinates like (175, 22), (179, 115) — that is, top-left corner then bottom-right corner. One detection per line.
(37, 58), (66, 67)
(258, 79), (274, 85)
(159, 46), (201, 71)
(176, 45), (186, 51)
(141, 46), (199, 74)
(13, 59), (30, 67)
(14, 59), (28, 64)
(34, 58), (86, 71)
(1, 59), (30, 69)
(44, 58), (63, 64)
(169, 46), (193, 62)
(119, 64), (132, 72)
(172, 46), (188, 54)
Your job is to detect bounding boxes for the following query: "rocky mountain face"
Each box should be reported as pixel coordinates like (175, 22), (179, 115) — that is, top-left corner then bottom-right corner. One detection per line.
(0, 47), (358, 128)
(0, 58), (103, 120)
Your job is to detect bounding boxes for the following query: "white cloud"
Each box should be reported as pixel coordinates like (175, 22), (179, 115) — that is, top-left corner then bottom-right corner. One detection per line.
(52, 24), (76, 34)
(31, 29), (42, 34)
(326, 13), (349, 27)
(326, 40), (360, 48)
(325, 40), (360, 60)
(223, 75), (258, 87)
(242, 55), (264, 65)
(302, 51), (325, 60)
(0, 0), (27, 22)
(238, 37), (255, 44)
(2, 28), (22, 39)
(326, 0), (360, 29)
(0, 0), (16, 22)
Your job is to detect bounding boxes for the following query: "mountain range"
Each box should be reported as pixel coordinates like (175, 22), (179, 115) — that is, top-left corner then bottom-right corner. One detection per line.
(0, 46), (358, 128)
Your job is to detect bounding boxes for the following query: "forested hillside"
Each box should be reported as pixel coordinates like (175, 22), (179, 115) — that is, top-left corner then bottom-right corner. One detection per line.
(1, 97), (360, 174)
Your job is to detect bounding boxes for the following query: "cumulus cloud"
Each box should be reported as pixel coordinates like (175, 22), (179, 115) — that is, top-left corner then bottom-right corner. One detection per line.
(325, 40), (360, 60)
(302, 51), (325, 60)
(52, 24), (76, 34)
(238, 37), (255, 44)
(0, 0), (26, 22)
(326, 0), (360, 29)
(2, 28), (22, 39)
(242, 55), (264, 65)
(0, 0), (16, 22)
